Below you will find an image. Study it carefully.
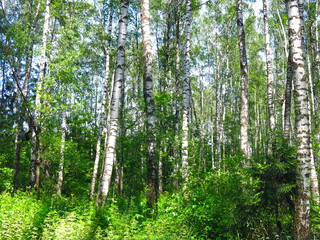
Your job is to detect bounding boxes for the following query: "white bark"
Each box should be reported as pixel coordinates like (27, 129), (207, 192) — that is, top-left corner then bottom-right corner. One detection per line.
(173, 1), (181, 184)
(286, 0), (311, 238)
(14, 0), (42, 190)
(314, 0), (320, 149)
(284, 49), (293, 140)
(56, 109), (66, 195)
(96, 0), (129, 208)
(181, 0), (191, 181)
(30, 0), (51, 187)
(308, 100), (320, 204)
(263, 0), (275, 135)
(141, 0), (158, 210)
(90, 1), (113, 200)
(215, 53), (221, 169)
(307, 56), (320, 204)
(236, 0), (249, 159)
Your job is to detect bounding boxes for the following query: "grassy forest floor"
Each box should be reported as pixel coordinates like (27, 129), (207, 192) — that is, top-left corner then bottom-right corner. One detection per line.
(2, 165), (320, 239)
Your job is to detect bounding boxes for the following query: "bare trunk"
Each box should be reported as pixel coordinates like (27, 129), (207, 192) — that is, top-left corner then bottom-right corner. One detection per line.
(181, 0), (191, 181)
(13, 122), (22, 190)
(314, 0), (320, 158)
(14, 0), (41, 191)
(215, 52), (221, 169)
(96, 0), (129, 208)
(159, 146), (163, 193)
(308, 100), (320, 204)
(307, 53), (319, 204)
(286, 0), (311, 238)
(141, 0), (158, 212)
(90, 1), (113, 200)
(236, 0), (249, 159)
(200, 83), (205, 171)
(284, 49), (293, 140)
(30, 0), (51, 189)
(1, 0), (5, 14)
(173, 1), (181, 187)
(263, 0), (275, 154)
(56, 109), (66, 195)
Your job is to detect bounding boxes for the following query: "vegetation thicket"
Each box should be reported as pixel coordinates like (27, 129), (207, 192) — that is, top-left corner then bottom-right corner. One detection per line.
(1, 0), (320, 239)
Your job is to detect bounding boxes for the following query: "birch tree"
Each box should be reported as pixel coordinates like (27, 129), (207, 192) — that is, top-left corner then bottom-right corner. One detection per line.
(90, 0), (113, 200)
(30, 0), (51, 191)
(236, 0), (249, 158)
(284, 49), (292, 140)
(96, 0), (129, 208)
(56, 108), (66, 195)
(141, 0), (158, 211)
(286, 0), (312, 238)
(181, 0), (191, 181)
(13, 0), (41, 190)
(262, 0), (275, 137)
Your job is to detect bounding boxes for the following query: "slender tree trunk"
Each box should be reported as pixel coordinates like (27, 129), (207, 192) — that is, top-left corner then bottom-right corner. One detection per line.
(159, 146), (163, 193)
(13, 0), (41, 191)
(236, 0), (249, 159)
(263, 0), (275, 144)
(99, 70), (115, 184)
(141, 0), (158, 212)
(200, 81), (205, 171)
(96, 0), (129, 208)
(284, 49), (293, 140)
(307, 52), (320, 204)
(173, 1), (181, 187)
(1, 59), (5, 109)
(308, 99), (320, 204)
(313, 0), (320, 159)
(181, 0), (191, 181)
(56, 108), (66, 195)
(286, 0), (312, 238)
(215, 52), (221, 170)
(1, 0), (5, 14)
(30, 0), (51, 190)
(14, 121), (23, 190)
(221, 99), (226, 169)
(90, 1), (113, 200)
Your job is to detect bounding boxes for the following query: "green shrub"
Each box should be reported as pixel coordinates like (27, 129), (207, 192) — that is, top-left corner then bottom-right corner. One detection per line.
(0, 191), (44, 239)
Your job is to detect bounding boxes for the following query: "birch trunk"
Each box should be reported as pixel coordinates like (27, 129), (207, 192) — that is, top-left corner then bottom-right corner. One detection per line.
(307, 55), (320, 203)
(286, 0), (312, 238)
(56, 108), (66, 195)
(308, 99), (320, 203)
(314, 0), (320, 157)
(90, 1), (113, 200)
(141, 0), (158, 211)
(284, 49), (292, 140)
(181, 0), (191, 181)
(30, 0), (51, 189)
(13, 0), (42, 189)
(263, 0), (275, 137)
(236, 0), (249, 159)
(96, 0), (129, 208)
(173, 1), (181, 187)
(215, 52), (221, 169)
(200, 82), (205, 171)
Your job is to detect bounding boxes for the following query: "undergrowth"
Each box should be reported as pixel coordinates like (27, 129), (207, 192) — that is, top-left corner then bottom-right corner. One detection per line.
(1, 164), (320, 239)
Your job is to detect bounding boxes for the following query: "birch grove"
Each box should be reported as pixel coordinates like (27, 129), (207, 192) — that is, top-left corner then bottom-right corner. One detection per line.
(1, 0), (320, 238)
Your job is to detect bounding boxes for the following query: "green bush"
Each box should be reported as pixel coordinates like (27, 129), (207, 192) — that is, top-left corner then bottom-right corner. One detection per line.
(177, 171), (243, 239)
(0, 191), (44, 239)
